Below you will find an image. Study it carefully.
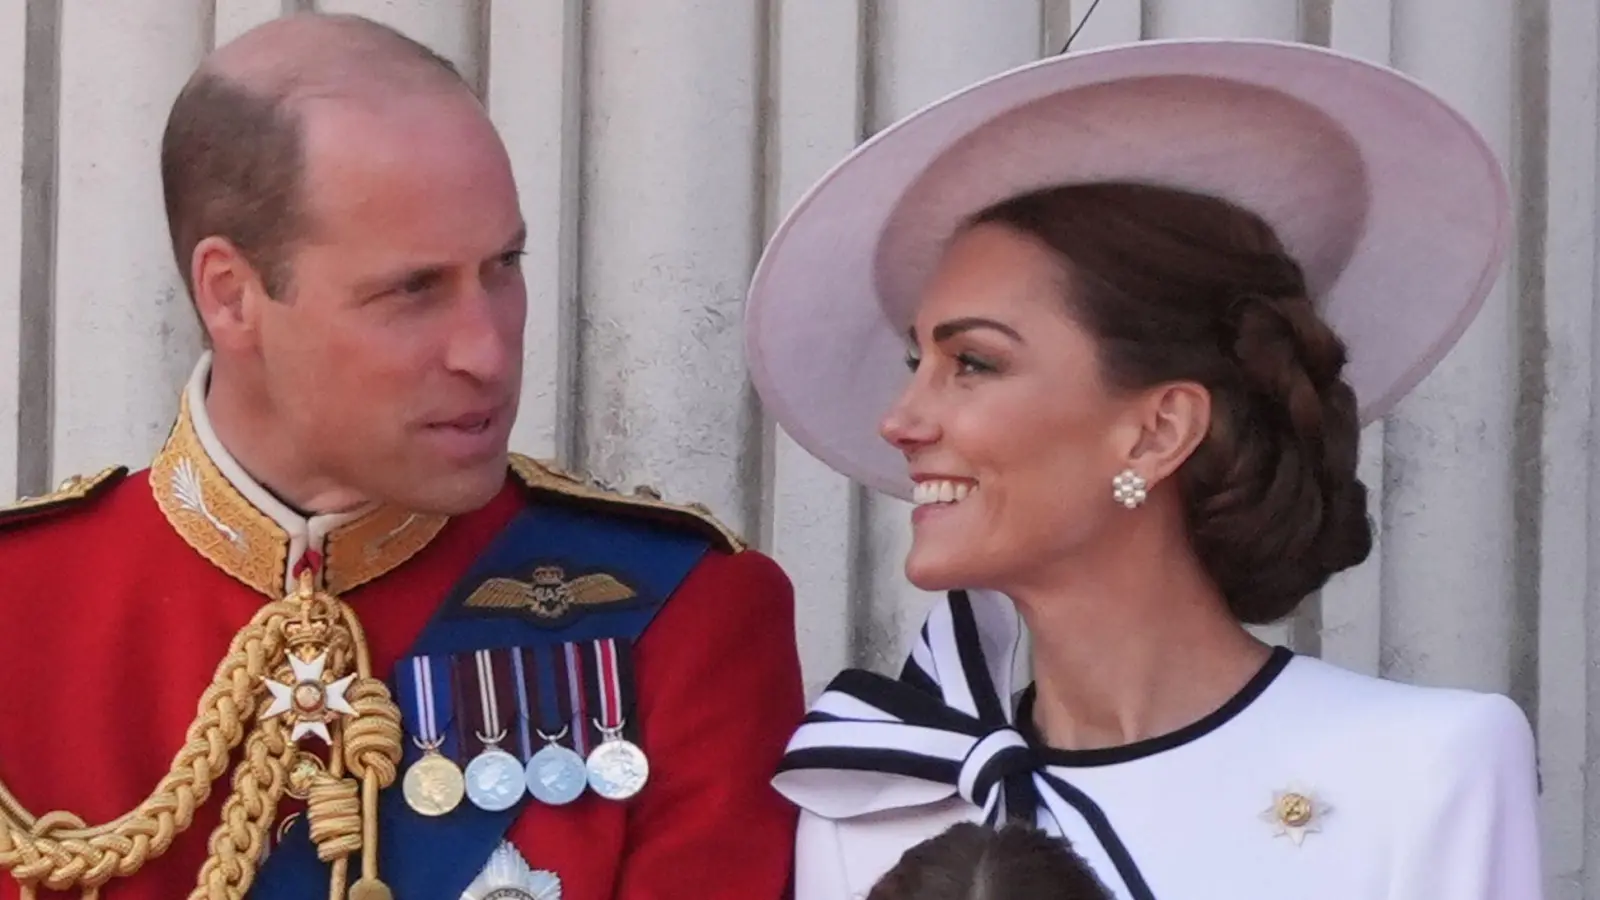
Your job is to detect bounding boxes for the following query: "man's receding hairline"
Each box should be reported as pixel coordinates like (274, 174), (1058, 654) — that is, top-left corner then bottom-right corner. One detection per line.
(204, 41), (467, 114)
(161, 12), (472, 314)
(199, 12), (470, 111)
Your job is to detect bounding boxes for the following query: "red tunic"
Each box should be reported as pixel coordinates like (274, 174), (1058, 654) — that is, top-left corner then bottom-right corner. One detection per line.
(0, 398), (803, 899)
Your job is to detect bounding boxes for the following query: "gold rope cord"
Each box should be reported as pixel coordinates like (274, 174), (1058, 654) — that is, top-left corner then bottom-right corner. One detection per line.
(0, 571), (404, 900)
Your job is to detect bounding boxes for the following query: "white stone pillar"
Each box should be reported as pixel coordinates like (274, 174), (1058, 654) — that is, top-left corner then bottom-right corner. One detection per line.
(1317, 0), (1397, 676)
(576, 0), (765, 532)
(316, 0), (484, 88)
(859, 0), (1043, 672)
(52, 1), (209, 479)
(1378, 0), (1519, 693)
(0, 0), (30, 498)
(485, 0), (582, 462)
(767, 0), (869, 696)
(215, 0), (291, 45)
(1534, 0), (1599, 895)
(1146, 0), (1305, 39)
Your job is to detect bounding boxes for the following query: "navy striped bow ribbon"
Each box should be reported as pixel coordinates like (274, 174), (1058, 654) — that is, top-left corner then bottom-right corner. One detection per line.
(772, 590), (1156, 900)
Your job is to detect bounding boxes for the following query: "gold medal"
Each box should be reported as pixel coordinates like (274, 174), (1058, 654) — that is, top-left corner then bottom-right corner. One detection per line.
(399, 655), (464, 816)
(402, 744), (466, 816)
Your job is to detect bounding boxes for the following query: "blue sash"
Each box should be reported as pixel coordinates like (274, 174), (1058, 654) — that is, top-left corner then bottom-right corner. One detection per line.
(251, 503), (711, 898)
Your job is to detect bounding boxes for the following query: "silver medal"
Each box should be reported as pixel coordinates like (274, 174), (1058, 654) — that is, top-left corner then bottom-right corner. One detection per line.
(525, 739), (588, 806)
(465, 744), (526, 812)
(585, 728), (650, 801)
(464, 651), (525, 812)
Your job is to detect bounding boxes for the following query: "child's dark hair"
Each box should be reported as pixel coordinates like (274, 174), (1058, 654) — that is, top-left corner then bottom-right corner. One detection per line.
(866, 821), (1111, 900)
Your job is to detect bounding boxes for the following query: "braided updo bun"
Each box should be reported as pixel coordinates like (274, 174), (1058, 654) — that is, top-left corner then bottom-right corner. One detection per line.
(971, 182), (1372, 624)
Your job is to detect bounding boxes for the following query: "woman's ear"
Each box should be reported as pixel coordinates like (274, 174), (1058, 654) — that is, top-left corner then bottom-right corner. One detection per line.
(1123, 380), (1211, 484)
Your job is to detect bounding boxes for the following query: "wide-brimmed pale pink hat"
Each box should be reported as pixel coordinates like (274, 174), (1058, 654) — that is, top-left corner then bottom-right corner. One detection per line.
(744, 38), (1510, 502)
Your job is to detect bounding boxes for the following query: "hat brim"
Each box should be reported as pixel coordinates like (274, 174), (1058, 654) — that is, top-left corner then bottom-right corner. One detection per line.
(745, 38), (1510, 502)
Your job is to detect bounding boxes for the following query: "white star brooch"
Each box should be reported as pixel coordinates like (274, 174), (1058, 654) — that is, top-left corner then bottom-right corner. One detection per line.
(1259, 784), (1332, 846)
(462, 841), (562, 900)
(262, 651), (358, 744)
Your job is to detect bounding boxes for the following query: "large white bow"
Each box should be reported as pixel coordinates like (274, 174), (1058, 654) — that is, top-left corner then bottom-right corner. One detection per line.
(771, 590), (1158, 900)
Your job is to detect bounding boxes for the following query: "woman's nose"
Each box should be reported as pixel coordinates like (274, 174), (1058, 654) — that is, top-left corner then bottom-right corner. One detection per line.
(880, 387), (939, 454)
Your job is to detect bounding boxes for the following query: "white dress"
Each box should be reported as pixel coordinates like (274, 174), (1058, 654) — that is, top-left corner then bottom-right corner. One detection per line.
(773, 591), (1543, 900)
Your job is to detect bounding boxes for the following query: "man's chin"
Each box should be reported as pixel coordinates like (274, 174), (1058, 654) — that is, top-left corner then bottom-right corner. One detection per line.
(391, 459), (509, 516)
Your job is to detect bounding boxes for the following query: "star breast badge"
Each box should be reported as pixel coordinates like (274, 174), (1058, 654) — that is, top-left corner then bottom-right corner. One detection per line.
(1260, 784), (1332, 846)
(462, 842), (562, 900)
(464, 565), (637, 621)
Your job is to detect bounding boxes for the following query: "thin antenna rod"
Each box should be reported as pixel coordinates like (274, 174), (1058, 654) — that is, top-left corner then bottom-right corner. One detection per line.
(1060, 0), (1106, 53)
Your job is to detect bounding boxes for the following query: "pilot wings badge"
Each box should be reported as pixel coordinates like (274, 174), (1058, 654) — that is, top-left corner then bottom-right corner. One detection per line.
(461, 841), (561, 900)
(464, 565), (638, 621)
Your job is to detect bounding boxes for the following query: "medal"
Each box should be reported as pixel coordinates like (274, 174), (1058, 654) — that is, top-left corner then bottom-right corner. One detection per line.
(526, 729), (588, 806)
(521, 645), (587, 805)
(462, 650), (528, 812)
(461, 840), (563, 900)
(585, 724), (650, 801)
(397, 655), (465, 816)
(403, 740), (466, 816)
(582, 638), (649, 801)
(465, 736), (525, 812)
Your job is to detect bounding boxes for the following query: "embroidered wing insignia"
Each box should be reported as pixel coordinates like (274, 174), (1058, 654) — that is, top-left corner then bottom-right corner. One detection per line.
(464, 577), (536, 610)
(566, 573), (636, 606)
(463, 566), (638, 621)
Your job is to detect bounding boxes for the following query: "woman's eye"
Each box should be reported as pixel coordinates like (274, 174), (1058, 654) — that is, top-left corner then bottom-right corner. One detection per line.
(955, 352), (996, 375)
(903, 351), (997, 375)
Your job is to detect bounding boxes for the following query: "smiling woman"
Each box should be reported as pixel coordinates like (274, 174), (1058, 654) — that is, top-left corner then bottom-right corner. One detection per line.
(889, 181), (1371, 624)
(750, 36), (1541, 900)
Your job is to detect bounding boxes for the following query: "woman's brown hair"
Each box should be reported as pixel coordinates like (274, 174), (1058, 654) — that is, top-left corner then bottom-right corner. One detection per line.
(970, 181), (1372, 624)
(866, 822), (1110, 900)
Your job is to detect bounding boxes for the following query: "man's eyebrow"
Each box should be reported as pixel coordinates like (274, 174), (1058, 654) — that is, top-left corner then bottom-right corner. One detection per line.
(495, 224), (528, 255)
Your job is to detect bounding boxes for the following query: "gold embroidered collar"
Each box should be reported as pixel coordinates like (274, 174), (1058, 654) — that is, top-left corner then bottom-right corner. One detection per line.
(151, 357), (448, 598)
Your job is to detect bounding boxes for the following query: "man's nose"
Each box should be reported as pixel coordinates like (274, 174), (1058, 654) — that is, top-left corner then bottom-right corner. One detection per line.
(444, 285), (519, 382)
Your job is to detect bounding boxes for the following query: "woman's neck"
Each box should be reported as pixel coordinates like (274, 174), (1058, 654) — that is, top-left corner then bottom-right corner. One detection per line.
(1011, 545), (1271, 752)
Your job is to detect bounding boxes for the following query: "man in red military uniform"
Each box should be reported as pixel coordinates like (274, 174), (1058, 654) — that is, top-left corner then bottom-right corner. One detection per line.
(0, 12), (803, 900)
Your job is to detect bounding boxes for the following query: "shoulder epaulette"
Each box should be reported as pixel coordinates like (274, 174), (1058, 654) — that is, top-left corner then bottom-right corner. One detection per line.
(0, 465), (127, 531)
(509, 453), (746, 554)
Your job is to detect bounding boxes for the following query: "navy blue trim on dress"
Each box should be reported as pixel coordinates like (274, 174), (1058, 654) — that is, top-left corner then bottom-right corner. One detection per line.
(775, 591), (1298, 900)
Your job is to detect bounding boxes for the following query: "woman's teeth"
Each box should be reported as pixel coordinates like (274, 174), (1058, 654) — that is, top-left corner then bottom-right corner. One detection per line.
(912, 480), (973, 506)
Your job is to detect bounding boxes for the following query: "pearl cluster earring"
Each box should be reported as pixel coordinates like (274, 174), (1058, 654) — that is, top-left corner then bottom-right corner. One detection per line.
(1112, 469), (1148, 509)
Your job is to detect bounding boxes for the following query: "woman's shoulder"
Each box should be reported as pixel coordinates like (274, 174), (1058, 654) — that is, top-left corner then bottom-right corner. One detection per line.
(1274, 654), (1535, 778)
(1268, 656), (1543, 894)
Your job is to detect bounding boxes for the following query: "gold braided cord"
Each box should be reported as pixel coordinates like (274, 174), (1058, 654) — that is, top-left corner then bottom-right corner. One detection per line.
(0, 573), (404, 900)
(330, 611), (403, 900)
(307, 775), (362, 862)
(193, 724), (294, 899)
(0, 598), (297, 893)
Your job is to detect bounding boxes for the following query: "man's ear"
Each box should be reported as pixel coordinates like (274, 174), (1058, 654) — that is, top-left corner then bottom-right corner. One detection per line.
(1121, 380), (1211, 485)
(190, 236), (271, 351)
